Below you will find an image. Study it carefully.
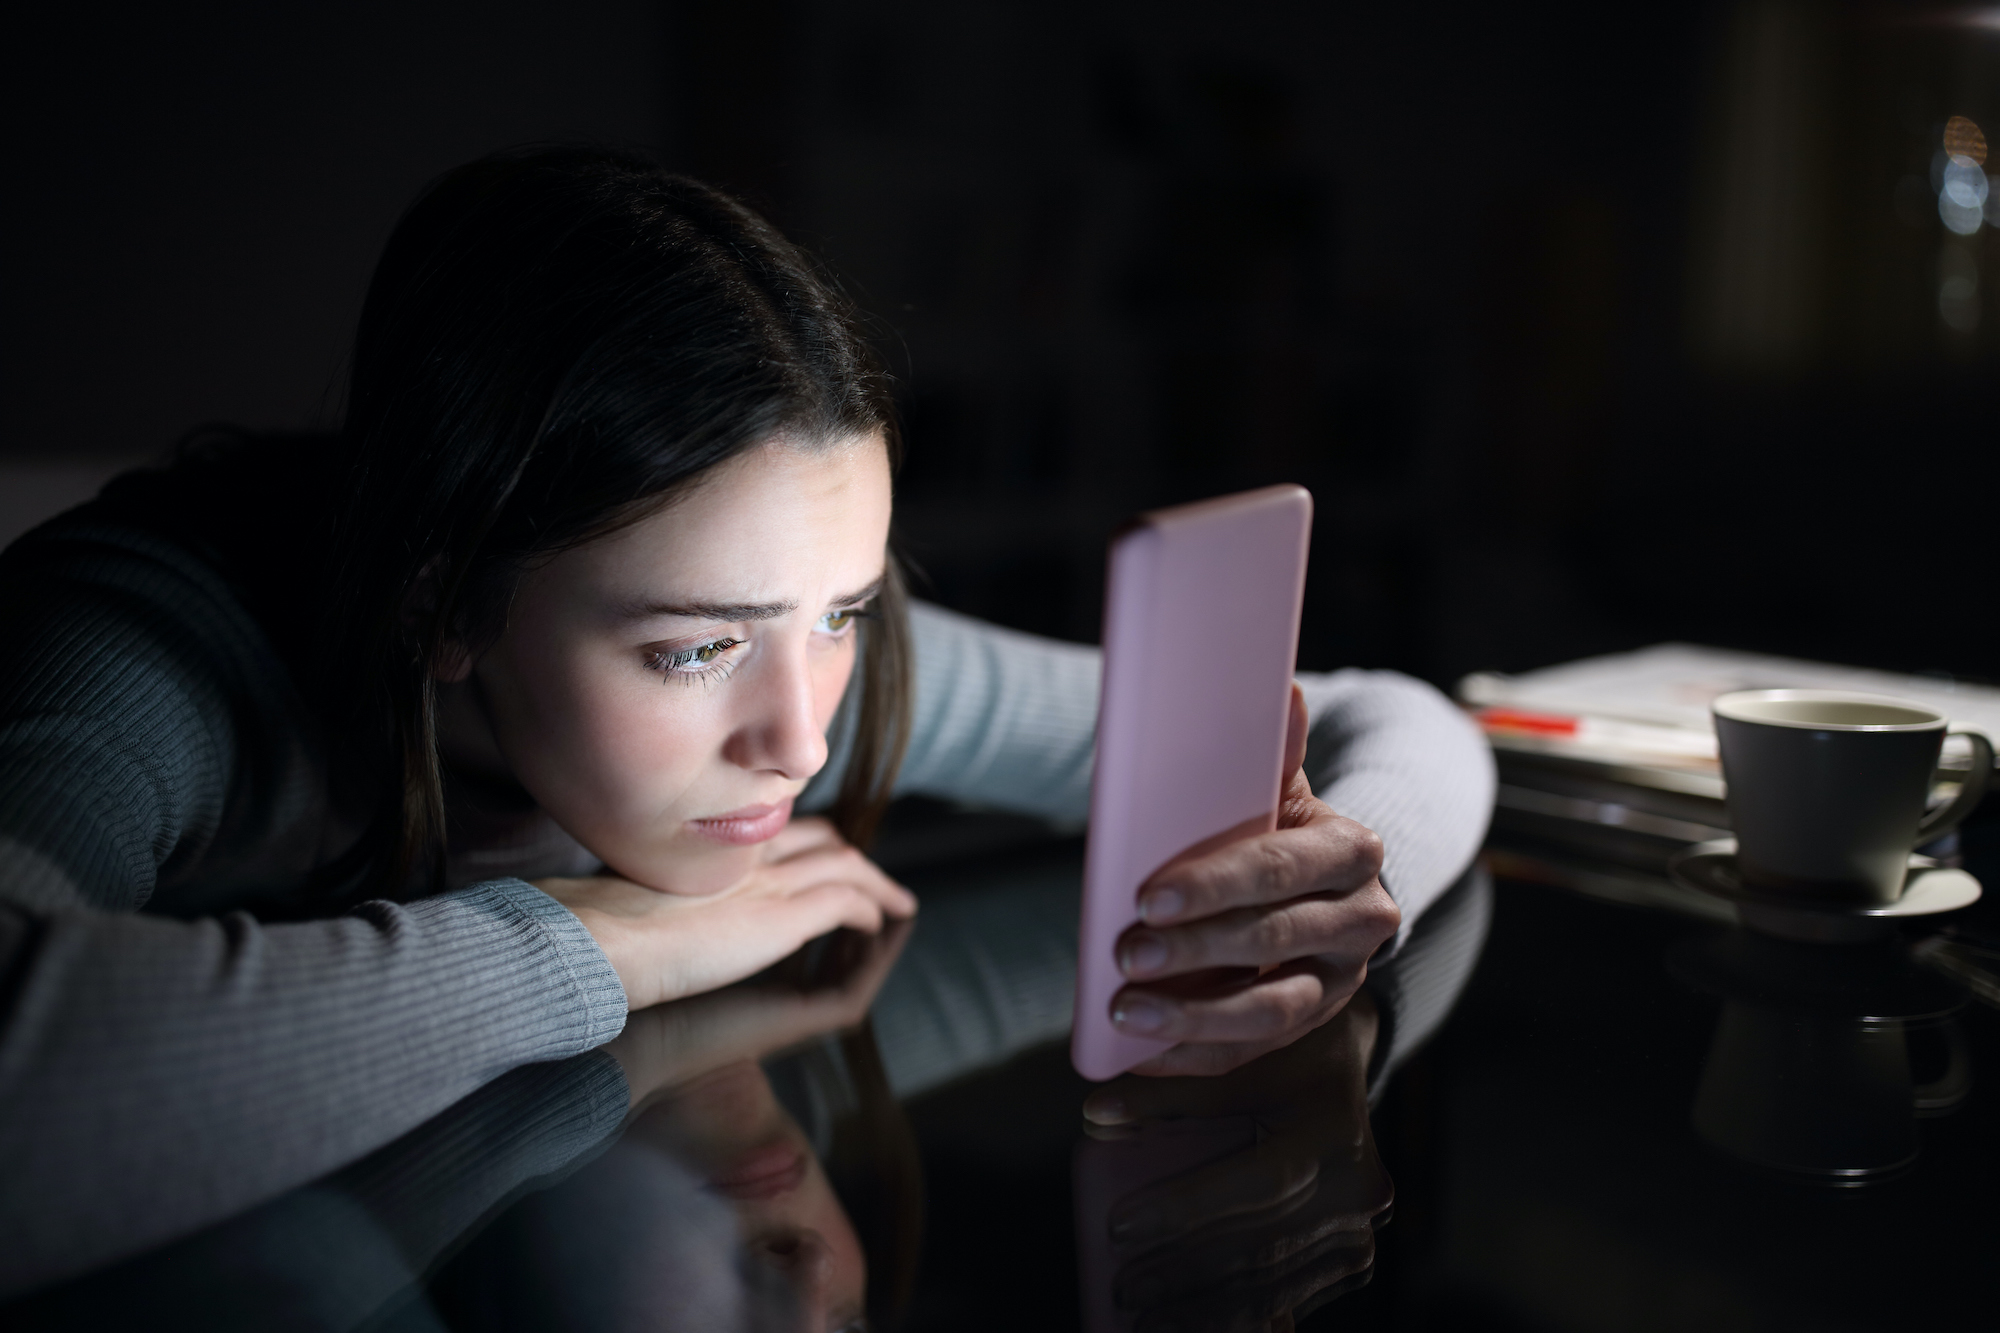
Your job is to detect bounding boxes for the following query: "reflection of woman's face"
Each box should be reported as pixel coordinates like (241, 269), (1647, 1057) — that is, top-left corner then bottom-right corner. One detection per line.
(455, 435), (893, 896)
(639, 1061), (868, 1331)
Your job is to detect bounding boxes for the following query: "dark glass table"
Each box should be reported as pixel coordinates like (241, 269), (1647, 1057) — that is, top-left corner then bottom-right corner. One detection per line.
(10, 801), (1997, 1331)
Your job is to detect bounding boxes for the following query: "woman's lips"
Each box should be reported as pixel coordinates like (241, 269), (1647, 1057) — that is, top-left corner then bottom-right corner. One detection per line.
(687, 796), (793, 846)
(707, 1142), (809, 1201)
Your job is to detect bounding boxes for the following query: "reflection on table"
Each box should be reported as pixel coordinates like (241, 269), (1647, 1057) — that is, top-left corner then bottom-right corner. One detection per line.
(34, 802), (1998, 1330)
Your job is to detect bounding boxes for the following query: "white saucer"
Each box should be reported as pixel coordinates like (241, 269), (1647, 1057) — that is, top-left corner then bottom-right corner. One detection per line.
(1668, 840), (1982, 941)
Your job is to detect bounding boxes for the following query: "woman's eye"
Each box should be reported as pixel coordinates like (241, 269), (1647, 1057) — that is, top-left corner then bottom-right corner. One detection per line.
(644, 638), (742, 678)
(817, 606), (874, 635)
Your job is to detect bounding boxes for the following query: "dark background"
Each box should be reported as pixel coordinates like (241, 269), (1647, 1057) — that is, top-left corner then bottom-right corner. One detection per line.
(7, 0), (1997, 691)
(8, 8), (2000, 1331)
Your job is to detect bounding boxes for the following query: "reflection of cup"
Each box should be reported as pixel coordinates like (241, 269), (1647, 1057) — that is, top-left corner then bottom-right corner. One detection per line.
(1712, 689), (1992, 906)
(1691, 1002), (1968, 1184)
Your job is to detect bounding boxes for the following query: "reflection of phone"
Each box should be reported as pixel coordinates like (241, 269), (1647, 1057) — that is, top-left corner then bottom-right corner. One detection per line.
(1071, 486), (1313, 1081)
(1072, 1117), (1262, 1333)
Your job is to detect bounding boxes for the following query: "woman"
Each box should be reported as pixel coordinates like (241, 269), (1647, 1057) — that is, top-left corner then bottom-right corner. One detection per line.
(0, 147), (1492, 1297)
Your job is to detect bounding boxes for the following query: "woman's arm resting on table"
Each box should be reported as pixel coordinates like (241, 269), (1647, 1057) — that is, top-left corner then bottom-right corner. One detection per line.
(0, 806), (909, 1300)
(0, 874), (626, 1300)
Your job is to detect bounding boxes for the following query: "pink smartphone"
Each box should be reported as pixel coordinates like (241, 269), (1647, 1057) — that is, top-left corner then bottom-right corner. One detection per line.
(1071, 485), (1313, 1081)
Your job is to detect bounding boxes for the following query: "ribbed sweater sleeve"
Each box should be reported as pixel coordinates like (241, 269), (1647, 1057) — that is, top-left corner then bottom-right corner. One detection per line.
(890, 601), (1102, 820)
(0, 879), (627, 1296)
(1296, 670), (1496, 951)
(856, 601), (1493, 945)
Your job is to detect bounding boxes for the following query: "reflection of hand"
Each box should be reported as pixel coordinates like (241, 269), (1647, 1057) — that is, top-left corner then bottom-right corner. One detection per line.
(1084, 992), (1390, 1329)
(1112, 687), (1401, 1076)
(603, 917), (912, 1111)
(536, 816), (917, 1011)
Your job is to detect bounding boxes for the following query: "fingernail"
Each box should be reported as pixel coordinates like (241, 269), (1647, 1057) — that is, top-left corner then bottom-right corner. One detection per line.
(1120, 935), (1168, 977)
(1083, 1092), (1130, 1124)
(1112, 999), (1169, 1034)
(1139, 887), (1184, 924)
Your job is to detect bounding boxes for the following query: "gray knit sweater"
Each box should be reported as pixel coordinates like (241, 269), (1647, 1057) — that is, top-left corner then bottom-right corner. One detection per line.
(0, 506), (1493, 1298)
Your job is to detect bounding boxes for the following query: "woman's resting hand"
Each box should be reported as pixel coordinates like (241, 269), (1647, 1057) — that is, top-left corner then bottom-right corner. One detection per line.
(1109, 686), (1402, 1076)
(535, 817), (917, 1012)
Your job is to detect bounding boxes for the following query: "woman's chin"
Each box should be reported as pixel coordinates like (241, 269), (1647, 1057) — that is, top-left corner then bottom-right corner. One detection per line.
(611, 842), (761, 897)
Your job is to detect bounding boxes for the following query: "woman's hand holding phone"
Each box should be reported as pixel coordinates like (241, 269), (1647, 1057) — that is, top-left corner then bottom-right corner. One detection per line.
(535, 816), (917, 1012)
(1108, 687), (1401, 1077)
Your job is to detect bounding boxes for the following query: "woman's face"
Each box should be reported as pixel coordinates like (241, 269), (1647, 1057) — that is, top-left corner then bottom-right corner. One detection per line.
(461, 434), (893, 895)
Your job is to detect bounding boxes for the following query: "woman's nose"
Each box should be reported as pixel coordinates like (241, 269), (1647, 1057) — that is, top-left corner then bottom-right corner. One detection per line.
(721, 638), (829, 779)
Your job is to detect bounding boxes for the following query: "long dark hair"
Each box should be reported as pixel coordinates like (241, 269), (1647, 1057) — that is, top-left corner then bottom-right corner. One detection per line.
(321, 146), (910, 892)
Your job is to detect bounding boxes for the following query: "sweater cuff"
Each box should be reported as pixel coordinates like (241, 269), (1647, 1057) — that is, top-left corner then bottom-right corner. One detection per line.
(470, 877), (629, 1047)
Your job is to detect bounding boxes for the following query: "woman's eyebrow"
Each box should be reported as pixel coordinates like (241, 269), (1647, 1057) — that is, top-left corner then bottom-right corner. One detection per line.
(828, 576), (885, 608)
(613, 577), (881, 624)
(616, 597), (798, 623)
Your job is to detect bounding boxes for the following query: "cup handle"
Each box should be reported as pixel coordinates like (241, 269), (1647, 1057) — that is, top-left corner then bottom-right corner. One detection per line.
(1912, 1021), (1972, 1117)
(1915, 727), (1994, 847)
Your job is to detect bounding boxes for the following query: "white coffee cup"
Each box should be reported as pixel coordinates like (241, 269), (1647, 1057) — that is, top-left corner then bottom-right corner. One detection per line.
(1712, 689), (1992, 906)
